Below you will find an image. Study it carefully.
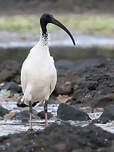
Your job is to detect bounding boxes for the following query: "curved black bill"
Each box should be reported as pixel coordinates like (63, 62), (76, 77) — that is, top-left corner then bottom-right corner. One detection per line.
(50, 18), (75, 45)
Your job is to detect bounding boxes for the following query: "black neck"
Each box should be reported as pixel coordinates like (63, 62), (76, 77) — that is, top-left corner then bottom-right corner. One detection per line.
(40, 19), (47, 35)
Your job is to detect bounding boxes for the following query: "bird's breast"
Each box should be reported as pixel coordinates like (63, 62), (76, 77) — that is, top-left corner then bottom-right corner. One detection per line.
(21, 53), (57, 103)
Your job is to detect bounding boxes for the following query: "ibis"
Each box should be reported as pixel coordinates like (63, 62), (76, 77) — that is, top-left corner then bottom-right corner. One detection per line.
(21, 13), (75, 130)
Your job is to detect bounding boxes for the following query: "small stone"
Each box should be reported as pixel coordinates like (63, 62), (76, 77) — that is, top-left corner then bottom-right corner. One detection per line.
(13, 93), (21, 100)
(55, 80), (73, 95)
(1, 82), (22, 93)
(4, 111), (15, 120)
(0, 105), (10, 117)
(37, 111), (53, 119)
(0, 90), (11, 97)
(57, 103), (90, 121)
(57, 95), (72, 103)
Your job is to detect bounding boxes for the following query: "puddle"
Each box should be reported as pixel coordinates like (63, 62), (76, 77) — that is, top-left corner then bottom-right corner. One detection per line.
(95, 123), (114, 134)
(0, 101), (113, 136)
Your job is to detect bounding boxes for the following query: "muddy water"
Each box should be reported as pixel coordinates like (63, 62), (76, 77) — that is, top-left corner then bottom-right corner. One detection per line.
(0, 101), (113, 136)
(0, 102), (58, 136)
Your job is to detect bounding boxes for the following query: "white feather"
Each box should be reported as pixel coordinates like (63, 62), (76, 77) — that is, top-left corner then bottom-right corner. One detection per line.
(21, 36), (57, 105)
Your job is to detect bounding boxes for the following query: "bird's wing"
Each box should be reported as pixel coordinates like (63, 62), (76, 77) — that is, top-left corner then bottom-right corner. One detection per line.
(21, 63), (27, 94)
(50, 69), (57, 95)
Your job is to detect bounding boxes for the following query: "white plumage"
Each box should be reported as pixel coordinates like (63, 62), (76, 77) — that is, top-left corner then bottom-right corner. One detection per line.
(21, 36), (57, 106)
(20, 13), (75, 130)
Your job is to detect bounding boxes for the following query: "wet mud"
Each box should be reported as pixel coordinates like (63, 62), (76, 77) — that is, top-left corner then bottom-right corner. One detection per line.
(0, 123), (113, 152)
(0, 55), (114, 150)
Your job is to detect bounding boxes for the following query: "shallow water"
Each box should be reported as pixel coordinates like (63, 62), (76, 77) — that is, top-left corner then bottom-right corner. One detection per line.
(1, 32), (114, 64)
(1, 34), (114, 48)
(0, 102), (59, 136)
(0, 101), (113, 136)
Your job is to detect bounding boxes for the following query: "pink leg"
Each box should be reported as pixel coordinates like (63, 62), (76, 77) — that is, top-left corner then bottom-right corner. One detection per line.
(29, 101), (33, 130)
(44, 100), (48, 127)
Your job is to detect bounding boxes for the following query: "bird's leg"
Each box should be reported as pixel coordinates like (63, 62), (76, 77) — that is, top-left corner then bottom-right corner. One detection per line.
(29, 101), (33, 130)
(44, 100), (48, 127)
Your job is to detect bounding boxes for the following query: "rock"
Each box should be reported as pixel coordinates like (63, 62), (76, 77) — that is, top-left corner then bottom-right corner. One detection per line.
(4, 111), (15, 120)
(57, 95), (72, 103)
(57, 103), (90, 121)
(0, 60), (20, 73)
(0, 89), (11, 98)
(68, 69), (114, 107)
(47, 95), (59, 104)
(92, 93), (114, 109)
(1, 82), (22, 93)
(99, 104), (114, 123)
(0, 105), (10, 117)
(0, 123), (113, 152)
(55, 80), (73, 95)
(0, 60), (21, 83)
(37, 111), (53, 119)
(11, 110), (30, 122)
(11, 109), (39, 122)
(0, 71), (14, 83)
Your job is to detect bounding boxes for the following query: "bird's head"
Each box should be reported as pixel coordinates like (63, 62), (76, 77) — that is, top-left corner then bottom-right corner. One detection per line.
(40, 13), (75, 45)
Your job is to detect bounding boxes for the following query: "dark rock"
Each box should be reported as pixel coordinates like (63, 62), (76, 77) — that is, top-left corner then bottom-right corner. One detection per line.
(37, 111), (53, 119)
(92, 93), (114, 109)
(87, 81), (98, 91)
(13, 75), (20, 84)
(0, 105), (10, 117)
(0, 60), (21, 83)
(0, 60), (20, 73)
(99, 104), (114, 122)
(0, 71), (14, 83)
(11, 109), (39, 122)
(48, 95), (59, 104)
(0, 123), (113, 152)
(57, 103), (90, 121)
(68, 63), (114, 107)
(11, 110), (30, 122)
(56, 60), (74, 70)
(55, 80), (73, 95)
(2, 82), (22, 93)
